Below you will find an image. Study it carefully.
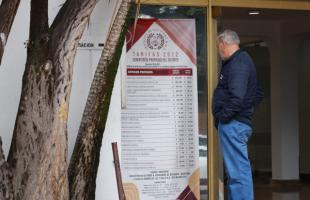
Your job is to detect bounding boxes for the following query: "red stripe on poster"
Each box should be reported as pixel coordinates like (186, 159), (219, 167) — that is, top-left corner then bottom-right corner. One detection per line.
(127, 68), (193, 76)
(157, 19), (197, 65)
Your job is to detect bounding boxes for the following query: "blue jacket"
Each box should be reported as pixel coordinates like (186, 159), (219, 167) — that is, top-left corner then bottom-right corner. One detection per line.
(212, 49), (263, 127)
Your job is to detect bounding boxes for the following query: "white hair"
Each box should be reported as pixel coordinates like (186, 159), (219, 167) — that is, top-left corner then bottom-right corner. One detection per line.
(217, 29), (240, 45)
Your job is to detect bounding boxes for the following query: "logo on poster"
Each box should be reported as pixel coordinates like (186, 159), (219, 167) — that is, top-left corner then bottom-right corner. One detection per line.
(144, 29), (168, 50)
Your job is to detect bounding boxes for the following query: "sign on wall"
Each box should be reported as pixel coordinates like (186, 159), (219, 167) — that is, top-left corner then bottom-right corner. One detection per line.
(121, 19), (200, 200)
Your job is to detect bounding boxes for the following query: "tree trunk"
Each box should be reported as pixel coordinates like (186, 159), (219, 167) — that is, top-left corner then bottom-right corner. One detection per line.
(7, 0), (98, 199)
(0, 0), (21, 64)
(0, 137), (13, 200)
(68, 1), (135, 199)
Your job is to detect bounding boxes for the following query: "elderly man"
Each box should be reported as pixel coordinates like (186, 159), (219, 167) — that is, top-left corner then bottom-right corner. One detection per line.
(212, 30), (263, 200)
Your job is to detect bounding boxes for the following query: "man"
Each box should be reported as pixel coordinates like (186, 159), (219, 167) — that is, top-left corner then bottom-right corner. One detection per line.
(212, 30), (263, 200)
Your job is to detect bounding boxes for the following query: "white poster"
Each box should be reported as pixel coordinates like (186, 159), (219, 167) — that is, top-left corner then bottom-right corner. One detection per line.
(121, 19), (200, 200)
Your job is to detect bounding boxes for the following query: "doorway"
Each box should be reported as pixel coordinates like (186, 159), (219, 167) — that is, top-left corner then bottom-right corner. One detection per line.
(219, 6), (310, 200)
(137, 1), (310, 199)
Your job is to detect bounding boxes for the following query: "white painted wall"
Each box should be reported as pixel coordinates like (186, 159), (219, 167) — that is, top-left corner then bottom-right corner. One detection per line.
(0, 0), (122, 198)
(270, 32), (300, 180)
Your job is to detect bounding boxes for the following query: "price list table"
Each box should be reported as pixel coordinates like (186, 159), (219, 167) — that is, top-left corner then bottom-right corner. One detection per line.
(121, 68), (196, 171)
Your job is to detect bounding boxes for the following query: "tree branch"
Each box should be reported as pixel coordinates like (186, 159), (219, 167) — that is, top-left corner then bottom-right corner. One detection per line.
(50, 0), (97, 59)
(0, 0), (21, 64)
(29, 0), (48, 41)
(6, 0), (99, 198)
(68, 1), (135, 199)
(26, 0), (49, 65)
(0, 137), (13, 200)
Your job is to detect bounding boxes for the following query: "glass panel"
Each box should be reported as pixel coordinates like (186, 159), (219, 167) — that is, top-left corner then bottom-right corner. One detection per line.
(140, 5), (208, 199)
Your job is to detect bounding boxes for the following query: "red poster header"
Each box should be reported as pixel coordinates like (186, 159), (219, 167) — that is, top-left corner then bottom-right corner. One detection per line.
(126, 19), (197, 65)
(127, 68), (192, 76)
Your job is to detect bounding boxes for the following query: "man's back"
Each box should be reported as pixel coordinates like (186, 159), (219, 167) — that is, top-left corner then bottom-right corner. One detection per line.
(212, 48), (263, 127)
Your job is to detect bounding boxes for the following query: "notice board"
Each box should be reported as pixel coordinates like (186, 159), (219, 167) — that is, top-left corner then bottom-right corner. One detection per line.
(121, 19), (200, 200)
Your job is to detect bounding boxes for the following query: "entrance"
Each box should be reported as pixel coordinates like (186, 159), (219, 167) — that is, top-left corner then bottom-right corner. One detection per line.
(138, 1), (310, 200)
(219, 6), (310, 200)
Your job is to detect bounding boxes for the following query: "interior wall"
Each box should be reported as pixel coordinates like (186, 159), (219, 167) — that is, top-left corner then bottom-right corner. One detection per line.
(272, 19), (310, 176)
(244, 45), (271, 172)
(299, 38), (310, 174)
(274, 31), (300, 180)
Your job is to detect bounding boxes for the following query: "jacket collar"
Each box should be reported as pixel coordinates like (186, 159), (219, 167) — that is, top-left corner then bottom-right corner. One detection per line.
(222, 48), (243, 65)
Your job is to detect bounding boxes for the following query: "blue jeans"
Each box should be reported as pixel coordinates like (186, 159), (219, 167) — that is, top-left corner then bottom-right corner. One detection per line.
(218, 120), (253, 200)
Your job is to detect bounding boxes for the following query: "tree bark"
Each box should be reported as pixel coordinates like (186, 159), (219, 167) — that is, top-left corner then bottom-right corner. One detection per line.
(0, 0), (21, 64)
(68, 1), (135, 199)
(0, 137), (13, 200)
(7, 0), (98, 199)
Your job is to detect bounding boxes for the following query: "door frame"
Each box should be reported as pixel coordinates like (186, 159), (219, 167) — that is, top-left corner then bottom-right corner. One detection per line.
(137, 1), (310, 200)
(140, 0), (310, 10)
